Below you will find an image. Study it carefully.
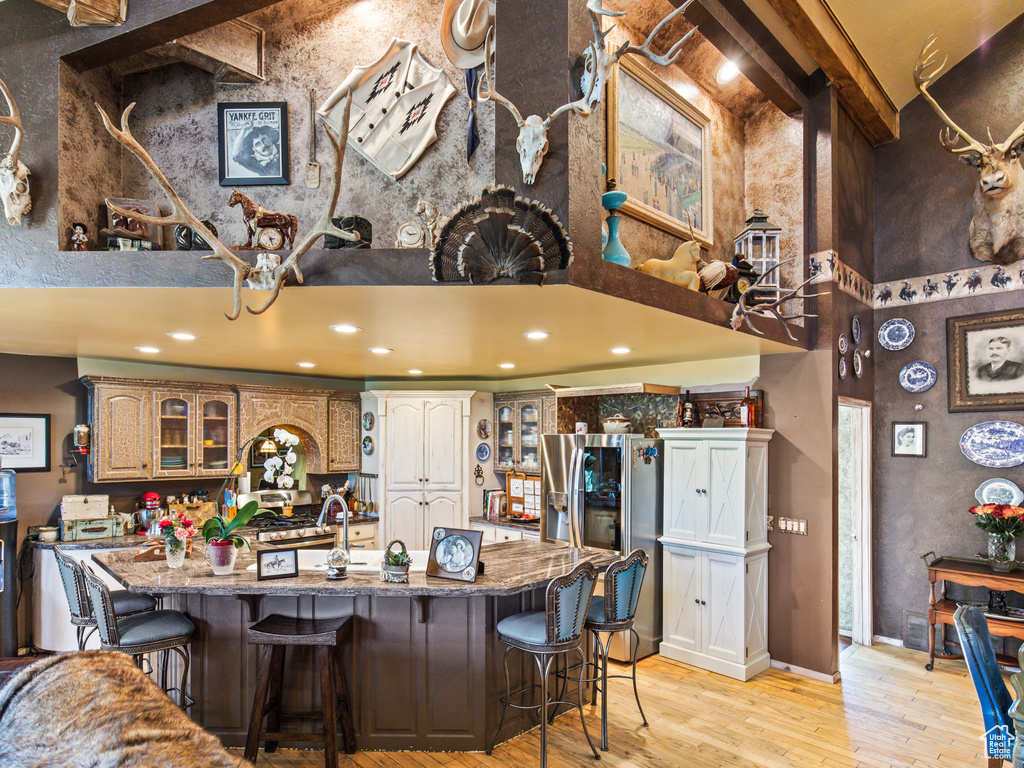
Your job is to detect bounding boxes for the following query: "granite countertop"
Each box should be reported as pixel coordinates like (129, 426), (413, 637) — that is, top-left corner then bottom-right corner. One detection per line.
(468, 515), (540, 533)
(91, 541), (615, 598)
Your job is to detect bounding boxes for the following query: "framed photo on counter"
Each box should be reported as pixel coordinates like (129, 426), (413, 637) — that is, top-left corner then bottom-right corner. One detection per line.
(426, 527), (483, 582)
(0, 413), (50, 472)
(948, 308), (1024, 412)
(256, 548), (299, 580)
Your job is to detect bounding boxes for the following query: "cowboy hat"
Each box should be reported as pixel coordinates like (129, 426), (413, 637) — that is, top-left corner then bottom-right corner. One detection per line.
(440, 0), (494, 69)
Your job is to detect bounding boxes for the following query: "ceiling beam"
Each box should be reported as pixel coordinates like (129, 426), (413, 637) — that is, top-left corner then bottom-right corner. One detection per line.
(762, 0), (898, 144)
(29, 0), (126, 26)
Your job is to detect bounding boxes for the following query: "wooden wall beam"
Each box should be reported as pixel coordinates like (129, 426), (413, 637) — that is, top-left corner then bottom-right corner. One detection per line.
(762, 0), (898, 144)
(29, 0), (126, 26)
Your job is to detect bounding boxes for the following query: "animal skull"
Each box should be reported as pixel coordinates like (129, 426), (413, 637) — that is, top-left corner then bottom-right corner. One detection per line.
(0, 77), (29, 226)
(517, 116), (551, 186)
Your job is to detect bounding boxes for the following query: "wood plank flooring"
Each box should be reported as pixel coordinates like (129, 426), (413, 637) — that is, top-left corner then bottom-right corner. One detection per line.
(232, 644), (993, 767)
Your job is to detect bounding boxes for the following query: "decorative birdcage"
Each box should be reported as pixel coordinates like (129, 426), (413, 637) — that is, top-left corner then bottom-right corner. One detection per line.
(733, 209), (782, 301)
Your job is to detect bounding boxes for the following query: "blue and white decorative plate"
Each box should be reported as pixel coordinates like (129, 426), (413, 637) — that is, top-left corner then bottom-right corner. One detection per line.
(878, 318), (915, 350)
(838, 357), (848, 380)
(476, 443), (491, 462)
(975, 478), (1024, 506)
(851, 315), (862, 344)
(838, 334), (849, 355)
(961, 422), (1024, 468)
(899, 361), (936, 392)
(853, 349), (864, 379)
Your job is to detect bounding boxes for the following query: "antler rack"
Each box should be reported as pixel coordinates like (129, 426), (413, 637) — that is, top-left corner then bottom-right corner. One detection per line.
(729, 258), (826, 342)
(96, 97), (356, 320)
(0, 78), (23, 170)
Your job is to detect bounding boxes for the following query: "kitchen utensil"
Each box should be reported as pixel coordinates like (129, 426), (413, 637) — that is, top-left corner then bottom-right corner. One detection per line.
(356, 475), (367, 513)
(366, 476), (376, 514)
(602, 414), (632, 434)
(136, 505), (166, 534)
(305, 89), (320, 189)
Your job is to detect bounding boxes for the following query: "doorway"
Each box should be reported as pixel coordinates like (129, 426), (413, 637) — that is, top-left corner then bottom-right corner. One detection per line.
(838, 399), (873, 656)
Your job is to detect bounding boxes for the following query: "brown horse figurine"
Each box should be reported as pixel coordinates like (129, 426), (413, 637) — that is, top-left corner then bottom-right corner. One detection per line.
(228, 189), (298, 249)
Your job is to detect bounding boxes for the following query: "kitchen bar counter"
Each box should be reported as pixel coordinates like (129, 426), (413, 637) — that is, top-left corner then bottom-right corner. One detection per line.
(468, 515), (540, 534)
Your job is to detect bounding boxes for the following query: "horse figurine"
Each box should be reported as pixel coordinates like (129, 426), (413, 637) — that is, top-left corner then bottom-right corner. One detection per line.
(227, 189), (298, 250)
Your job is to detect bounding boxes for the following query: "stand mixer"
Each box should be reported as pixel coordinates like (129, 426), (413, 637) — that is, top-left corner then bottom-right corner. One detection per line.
(137, 491), (166, 534)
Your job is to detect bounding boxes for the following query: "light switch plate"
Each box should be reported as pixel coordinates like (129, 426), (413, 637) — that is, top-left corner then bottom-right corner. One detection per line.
(778, 517), (807, 535)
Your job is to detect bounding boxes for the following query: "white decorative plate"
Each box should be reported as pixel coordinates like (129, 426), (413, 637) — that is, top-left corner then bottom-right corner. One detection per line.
(853, 349), (864, 378)
(975, 478), (1024, 506)
(961, 422), (1024, 468)
(899, 361), (936, 393)
(878, 318), (915, 350)
(838, 334), (849, 355)
(851, 315), (862, 344)
(838, 357), (847, 380)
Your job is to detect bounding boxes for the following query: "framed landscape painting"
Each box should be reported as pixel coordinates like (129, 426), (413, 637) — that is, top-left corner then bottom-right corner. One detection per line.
(0, 413), (50, 472)
(947, 308), (1024, 412)
(605, 56), (712, 246)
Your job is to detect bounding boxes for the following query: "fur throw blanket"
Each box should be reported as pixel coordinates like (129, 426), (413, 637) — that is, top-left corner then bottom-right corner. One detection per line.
(0, 650), (251, 768)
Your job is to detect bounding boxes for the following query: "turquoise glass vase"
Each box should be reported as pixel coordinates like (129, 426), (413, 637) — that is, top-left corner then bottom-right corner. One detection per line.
(601, 191), (630, 267)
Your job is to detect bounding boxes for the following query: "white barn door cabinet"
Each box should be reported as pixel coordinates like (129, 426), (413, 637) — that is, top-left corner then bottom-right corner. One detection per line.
(657, 427), (773, 681)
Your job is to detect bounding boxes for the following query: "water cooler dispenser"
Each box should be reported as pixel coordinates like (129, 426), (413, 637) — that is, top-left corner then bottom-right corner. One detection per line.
(1, 464), (17, 656)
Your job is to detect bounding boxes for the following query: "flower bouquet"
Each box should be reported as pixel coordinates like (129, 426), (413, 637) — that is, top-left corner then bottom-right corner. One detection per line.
(263, 428), (299, 489)
(970, 504), (1024, 571)
(158, 512), (198, 569)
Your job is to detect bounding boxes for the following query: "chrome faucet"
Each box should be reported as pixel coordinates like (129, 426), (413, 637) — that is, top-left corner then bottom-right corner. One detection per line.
(318, 494), (362, 552)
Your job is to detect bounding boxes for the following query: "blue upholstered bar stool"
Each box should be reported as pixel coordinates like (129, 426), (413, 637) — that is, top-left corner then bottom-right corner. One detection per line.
(584, 549), (649, 751)
(53, 545), (157, 650)
(82, 564), (195, 708)
(486, 560), (601, 768)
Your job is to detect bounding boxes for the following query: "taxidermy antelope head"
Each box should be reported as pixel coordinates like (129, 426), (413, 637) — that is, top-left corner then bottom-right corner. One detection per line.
(0, 78), (30, 226)
(915, 35), (1024, 265)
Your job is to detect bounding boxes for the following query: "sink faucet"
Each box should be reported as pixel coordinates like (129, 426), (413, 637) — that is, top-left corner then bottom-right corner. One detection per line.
(318, 494), (362, 552)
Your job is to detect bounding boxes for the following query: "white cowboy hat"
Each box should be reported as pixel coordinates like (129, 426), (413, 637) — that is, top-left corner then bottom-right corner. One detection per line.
(440, 0), (494, 69)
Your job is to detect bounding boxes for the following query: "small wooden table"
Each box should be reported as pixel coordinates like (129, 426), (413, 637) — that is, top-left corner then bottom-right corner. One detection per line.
(926, 556), (1024, 670)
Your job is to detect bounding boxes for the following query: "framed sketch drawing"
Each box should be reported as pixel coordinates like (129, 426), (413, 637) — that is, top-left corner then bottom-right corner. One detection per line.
(605, 56), (712, 246)
(217, 102), (289, 186)
(0, 413), (50, 472)
(947, 308), (1024, 412)
(256, 548), (298, 580)
(892, 422), (926, 458)
(426, 527), (483, 582)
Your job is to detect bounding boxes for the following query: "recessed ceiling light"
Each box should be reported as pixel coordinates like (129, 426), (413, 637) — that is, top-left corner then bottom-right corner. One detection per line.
(716, 60), (739, 84)
(610, 347), (632, 354)
(499, 363), (516, 369)
(330, 324), (362, 334)
(297, 362), (316, 368)
(167, 332), (195, 341)
(523, 331), (550, 340)
(408, 369), (423, 375)
(135, 346), (160, 354)
(369, 347), (392, 354)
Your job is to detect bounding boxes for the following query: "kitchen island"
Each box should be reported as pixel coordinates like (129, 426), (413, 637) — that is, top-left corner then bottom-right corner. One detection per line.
(93, 541), (615, 752)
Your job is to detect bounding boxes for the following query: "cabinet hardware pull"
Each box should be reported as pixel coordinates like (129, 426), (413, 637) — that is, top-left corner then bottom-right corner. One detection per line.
(694, 598), (700, 604)
(700, 600), (706, 605)
(142, 462), (148, 468)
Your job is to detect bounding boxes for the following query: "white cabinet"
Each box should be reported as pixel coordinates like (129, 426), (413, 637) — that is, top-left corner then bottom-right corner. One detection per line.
(386, 491), (462, 550)
(657, 428), (772, 681)
(470, 521), (525, 544)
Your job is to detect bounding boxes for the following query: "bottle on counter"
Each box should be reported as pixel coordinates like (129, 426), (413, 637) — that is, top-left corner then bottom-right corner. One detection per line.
(739, 386), (760, 428)
(681, 390), (701, 428)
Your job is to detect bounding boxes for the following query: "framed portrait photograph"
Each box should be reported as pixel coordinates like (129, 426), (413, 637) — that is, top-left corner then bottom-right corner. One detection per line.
(256, 547), (299, 580)
(947, 308), (1024, 412)
(892, 422), (927, 458)
(426, 527), (483, 583)
(217, 102), (289, 186)
(605, 56), (712, 246)
(0, 413), (50, 472)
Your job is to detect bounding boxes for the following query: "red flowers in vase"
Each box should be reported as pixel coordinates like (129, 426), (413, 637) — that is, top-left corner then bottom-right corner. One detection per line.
(970, 504), (1024, 538)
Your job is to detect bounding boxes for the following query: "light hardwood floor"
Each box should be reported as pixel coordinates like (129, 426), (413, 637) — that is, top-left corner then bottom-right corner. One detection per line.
(233, 643), (993, 767)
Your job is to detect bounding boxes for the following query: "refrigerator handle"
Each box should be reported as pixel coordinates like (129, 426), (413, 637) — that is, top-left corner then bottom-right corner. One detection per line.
(568, 444), (585, 548)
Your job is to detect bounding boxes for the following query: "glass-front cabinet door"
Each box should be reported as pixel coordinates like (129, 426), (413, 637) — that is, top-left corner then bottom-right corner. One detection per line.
(197, 393), (235, 477)
(517, 400), (542, 472)
(495, 403), (516, 471)
(153, 392), (195, 478)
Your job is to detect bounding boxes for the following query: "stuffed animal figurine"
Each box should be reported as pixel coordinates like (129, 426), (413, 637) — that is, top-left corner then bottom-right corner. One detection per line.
(637, 239), (702, 290)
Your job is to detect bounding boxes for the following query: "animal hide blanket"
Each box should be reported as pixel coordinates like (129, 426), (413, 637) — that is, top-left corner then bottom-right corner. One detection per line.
(0, 650), (252, 768)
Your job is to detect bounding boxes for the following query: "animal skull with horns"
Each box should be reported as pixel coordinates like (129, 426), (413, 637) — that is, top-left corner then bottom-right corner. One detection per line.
(0, 78), (31, 226)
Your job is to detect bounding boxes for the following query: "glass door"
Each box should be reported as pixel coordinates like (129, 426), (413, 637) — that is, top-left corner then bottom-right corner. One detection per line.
(495, 404), (516, 471)
(581, 445), (622, 551)
(198, 396), (231, 477)
(518, 401), (541, 471)
(155, 394), (193, 477)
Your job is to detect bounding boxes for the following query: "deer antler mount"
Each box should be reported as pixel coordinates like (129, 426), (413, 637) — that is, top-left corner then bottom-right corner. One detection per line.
(0, 77), (31, 226)
(729, 258), (826, 342)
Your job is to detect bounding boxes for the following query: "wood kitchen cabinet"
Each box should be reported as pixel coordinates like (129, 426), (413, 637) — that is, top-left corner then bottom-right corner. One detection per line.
(86, 380), (151, 481)
(327, 395), (360, 472)
(492, 390), (555, 474)
(151, 389), (237, 478)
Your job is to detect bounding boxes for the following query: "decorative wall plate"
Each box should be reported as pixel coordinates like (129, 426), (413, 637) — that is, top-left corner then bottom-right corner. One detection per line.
(476, 443), (491, 462)
(361, 411), (375, 431)
(975, 478), (1024, 506)
(477, 419), (492, 439)
(838, 357), (848, 380)
(851, 315), (862, 344)
(362, 436), (375, 456)
(961, 422), (1024, 468)
(878, 318), (914, 350)
(838, 334), (849, 355)
(853, 349), (864, 378)
(899, 361), (936, 393)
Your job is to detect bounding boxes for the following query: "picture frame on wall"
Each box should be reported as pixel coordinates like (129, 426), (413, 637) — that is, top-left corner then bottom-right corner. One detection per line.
(892, 422), (927, 458)
(0, 413), (50, 472)
(605, 55), (713, 246)
(217, 101), (290, 186)
(947, 308), (1024, 412)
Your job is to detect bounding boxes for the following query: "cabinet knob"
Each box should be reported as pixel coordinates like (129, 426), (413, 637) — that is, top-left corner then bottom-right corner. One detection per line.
(694, 598), (700, 604)
(198, 462), (203, 467)
(142, 462), (148, 468)
(700, 600), (706, 605)
(424, 478), (429, 483)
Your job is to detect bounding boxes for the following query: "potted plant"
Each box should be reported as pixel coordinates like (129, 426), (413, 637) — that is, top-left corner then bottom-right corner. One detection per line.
(201, 500), (274, 576)
(157, 512), (198, 569)
(970, 503), (1024, 572)
(381, 540), (412, 583)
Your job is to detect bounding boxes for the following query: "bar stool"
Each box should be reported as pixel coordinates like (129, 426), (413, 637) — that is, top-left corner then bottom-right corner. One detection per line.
(81, 565), (195, 708)
(244, 614), (356, 768)
(585, 549), (649, 751)
(53, 546), (157, 650)
(486, 560), (600, 768)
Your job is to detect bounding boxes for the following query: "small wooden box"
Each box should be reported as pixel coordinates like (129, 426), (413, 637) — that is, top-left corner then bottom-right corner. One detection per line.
(61, 494), (110, 521)
(168, 501), (218, 525)
(61, 516), (125, 541)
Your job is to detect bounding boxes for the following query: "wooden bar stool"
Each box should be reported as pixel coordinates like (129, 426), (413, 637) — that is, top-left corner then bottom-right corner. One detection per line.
(244, 614), (356, 768)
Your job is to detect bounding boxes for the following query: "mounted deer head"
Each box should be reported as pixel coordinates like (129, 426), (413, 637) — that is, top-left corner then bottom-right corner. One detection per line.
(0, 78), (30, 226)
(915, 35), (1024, 265)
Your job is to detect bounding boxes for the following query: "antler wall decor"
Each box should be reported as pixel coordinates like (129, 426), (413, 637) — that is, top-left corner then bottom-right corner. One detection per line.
(729, 258), (826, 342)
(95, 96), (357, 319)
(0, 77), (31, 226)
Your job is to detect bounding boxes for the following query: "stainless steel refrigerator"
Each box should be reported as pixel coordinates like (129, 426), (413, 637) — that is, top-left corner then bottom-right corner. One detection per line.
(540, 433), (663, 660)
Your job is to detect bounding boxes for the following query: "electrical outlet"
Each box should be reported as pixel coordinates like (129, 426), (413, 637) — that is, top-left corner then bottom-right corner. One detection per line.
(778, 517), (807, 535)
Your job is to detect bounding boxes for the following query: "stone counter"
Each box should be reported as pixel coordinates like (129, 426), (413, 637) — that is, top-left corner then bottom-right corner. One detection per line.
(468, 515), (540, 534)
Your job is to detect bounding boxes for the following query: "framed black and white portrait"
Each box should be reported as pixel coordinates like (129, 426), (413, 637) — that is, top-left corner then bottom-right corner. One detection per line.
(218, 102), (289, 186)
(0, 413), (50, 472)
(948, 309), (1024, 412)
(426, 527), (483, 583)
(256, 548), (298, 580)
(892, 422), (926, 458)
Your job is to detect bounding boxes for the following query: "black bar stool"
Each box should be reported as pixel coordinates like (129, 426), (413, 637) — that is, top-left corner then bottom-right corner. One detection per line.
(244, 614), (356, 768)
(486, 560), (600, 768)
(53, 546), (157, 650)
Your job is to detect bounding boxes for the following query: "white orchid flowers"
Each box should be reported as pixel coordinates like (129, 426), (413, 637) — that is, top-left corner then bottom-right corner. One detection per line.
(263, 429), (300, 488)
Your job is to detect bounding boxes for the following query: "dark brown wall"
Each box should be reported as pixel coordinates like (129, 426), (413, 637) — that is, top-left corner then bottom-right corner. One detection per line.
(872, 12), (1024, 645)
